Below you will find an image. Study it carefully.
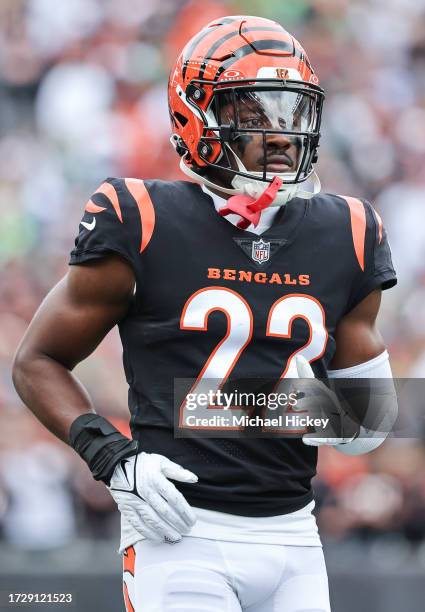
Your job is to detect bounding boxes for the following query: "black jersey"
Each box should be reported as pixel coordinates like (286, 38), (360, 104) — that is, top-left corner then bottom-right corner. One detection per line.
(69, 178), (396, 516)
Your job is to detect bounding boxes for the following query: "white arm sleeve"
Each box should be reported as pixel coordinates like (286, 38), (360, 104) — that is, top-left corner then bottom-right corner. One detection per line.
(327, 351), (397, 455)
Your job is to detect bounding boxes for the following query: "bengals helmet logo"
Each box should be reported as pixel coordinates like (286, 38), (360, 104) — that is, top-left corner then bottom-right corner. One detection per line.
(276, 68), (289, 79)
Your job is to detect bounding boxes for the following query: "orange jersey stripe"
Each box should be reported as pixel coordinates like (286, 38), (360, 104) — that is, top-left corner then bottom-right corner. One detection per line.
(123, 545), (136, 576)
(92, 181), (123, 222)
(123, 583), (135, 612)
(123, 546), (136, 612)
(85, 199), (106, 214)
(340, 196), (366, 272)
(125, 178), (156, 253)
(123, 545), (136, 612)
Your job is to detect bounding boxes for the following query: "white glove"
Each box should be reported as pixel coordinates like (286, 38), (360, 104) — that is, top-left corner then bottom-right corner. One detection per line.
(288, 355), (358, 447)
(108, 452), (198, 543)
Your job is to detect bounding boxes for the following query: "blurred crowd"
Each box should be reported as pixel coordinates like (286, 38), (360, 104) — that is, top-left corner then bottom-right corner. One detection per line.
(1, 0), (425, 555)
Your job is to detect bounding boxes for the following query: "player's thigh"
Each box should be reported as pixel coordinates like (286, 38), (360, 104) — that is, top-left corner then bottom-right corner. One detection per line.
(249, 546), (331, 612)
(122, 538), (242, 612)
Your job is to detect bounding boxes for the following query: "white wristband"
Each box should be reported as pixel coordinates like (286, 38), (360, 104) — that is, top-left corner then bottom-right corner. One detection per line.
(328, 351), (397, 455)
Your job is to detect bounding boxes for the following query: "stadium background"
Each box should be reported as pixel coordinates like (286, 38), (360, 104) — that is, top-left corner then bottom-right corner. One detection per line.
(1, 0), (425, 610)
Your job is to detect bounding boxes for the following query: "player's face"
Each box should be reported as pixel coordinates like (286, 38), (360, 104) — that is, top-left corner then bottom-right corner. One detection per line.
(217, 89), (315, 176)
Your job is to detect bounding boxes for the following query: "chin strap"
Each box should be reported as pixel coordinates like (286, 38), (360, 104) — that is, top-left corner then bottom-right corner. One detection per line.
(179, 157), (239, 196)
(218, 176), (283, 229)
(179, 157), (321, 209)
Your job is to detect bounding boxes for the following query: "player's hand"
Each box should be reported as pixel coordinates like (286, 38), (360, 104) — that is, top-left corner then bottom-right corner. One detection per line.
(108, 452), (198, 543)
(289, 355), (358, 447)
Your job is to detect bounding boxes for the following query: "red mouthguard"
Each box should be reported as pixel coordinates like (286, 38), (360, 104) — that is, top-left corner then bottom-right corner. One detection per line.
(218, 176), (283, 230)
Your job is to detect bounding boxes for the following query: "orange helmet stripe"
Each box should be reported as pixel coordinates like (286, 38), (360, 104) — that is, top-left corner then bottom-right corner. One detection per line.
(213, 38), (300, 81)
(182, 17), (239, 79)
(125, 179), (156, 253)
(198, 25), (285, 79)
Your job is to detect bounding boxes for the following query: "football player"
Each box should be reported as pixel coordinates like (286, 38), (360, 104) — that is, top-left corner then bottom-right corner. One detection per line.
(13, 16), (397, 612)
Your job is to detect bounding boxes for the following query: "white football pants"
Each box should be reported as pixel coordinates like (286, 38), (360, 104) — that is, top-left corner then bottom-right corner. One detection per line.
(123, 537), (331, 612)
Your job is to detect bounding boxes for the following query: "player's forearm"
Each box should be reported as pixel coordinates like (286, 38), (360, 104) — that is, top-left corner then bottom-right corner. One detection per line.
(12, 351), (95, 443)
(329, 351), (397, 455)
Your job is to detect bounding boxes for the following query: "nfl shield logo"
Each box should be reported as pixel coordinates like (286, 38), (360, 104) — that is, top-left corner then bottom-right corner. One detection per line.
(251, 239), (270, 264)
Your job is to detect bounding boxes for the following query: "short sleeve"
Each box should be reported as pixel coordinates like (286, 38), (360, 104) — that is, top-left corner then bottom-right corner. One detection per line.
(347, 200), (397, 310)
(69, 177), (151, 269)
